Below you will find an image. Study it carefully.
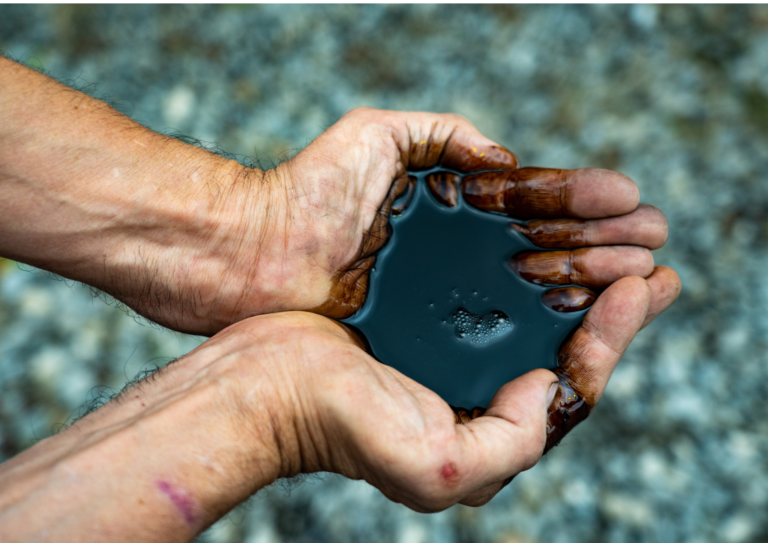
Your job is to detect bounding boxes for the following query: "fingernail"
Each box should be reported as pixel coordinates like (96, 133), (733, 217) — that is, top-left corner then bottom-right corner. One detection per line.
(512, 251), (572, 286)
(544, 372), (592, 454)
(541, 287), (596, 312)
(461, 172), (510, 214)
(546, 381), (559, 408)
(426, 172), (460, 207)
(391, 176), (417, 215)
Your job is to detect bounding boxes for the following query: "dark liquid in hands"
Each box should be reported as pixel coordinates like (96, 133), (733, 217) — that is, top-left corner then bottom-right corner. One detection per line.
(343, 169), (588, 408)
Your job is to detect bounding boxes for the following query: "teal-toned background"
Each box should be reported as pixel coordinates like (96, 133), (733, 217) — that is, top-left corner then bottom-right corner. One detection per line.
(2, 5), (768, 543)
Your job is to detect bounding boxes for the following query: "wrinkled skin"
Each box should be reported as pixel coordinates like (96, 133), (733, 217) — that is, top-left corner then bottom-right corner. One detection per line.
(1, 58), (682, 532)
(0, 61), (672, 335)
(237, 109), (672, 326)
(255, 110), (676, 457)
(91, 107), (667, 334)
(0, 279), (679, 541)
(0, 58), (672, 335)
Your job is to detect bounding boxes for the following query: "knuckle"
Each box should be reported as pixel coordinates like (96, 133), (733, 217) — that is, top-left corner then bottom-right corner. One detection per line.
(342, 106), (380, 123)
(441, 112), (470, 125)
(346, 106), (374, 116)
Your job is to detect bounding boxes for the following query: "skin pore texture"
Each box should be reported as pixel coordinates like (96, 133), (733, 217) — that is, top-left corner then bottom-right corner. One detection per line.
(0, 57), (681, 541)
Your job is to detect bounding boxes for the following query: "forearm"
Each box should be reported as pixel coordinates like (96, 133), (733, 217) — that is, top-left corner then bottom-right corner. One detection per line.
(0, 57), (276, 332)
(0, 331), (285, 542)
(1, 58), (216, 270)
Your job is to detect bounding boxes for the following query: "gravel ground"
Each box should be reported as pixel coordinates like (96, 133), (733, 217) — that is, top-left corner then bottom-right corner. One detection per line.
(2, 5), (768, 543)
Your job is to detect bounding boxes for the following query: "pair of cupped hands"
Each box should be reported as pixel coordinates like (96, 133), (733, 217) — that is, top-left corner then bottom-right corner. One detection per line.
(86, 108), (677, 512)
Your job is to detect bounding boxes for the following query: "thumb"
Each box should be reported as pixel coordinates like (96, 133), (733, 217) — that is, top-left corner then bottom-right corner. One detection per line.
(372, 109), (518, 171)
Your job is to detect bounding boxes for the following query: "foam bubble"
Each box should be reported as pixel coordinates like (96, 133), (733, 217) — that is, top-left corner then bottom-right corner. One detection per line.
(450, 307), (513, 345)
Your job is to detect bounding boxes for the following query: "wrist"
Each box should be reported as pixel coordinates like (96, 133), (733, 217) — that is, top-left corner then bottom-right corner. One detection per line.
(170, 162), (337, 331)
(0, 321), (287, 539)
(207, 313), (364, 479)
(94, 143), (257, 333)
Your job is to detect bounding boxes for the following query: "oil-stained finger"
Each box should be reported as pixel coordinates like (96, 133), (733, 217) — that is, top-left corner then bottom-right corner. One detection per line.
(426, 171), (461, 207)
(557, 276), (650, 404)
(510, 246), (654, 289)
(402, 112), (518, 171)
(316, 174), (415, 320)
(452, 405), (486, 424)
(541, 287), (597, 312)
(462, 167), (639, 220)
(362, 174), (412, 256)
(642, 266), (682, 329)
(511, 204), (668, 250)
(391, 175), (417, 216)
(450, 368), (555, 506)
(545, 276), (651, 452)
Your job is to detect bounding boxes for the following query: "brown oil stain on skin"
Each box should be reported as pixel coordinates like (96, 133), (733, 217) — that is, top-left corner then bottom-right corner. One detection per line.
(157, 480), (197, 528)
(541, 287), (596, 313)
(449, 368), (593, 493)
(450, 368), (593, 457)
(511, 249), (590, 286)
(452, 405), (486, 424)
(439, 144), (517, 172)
(392, 176), (417, 216)
(544, 369), (592, 453)
(323, 153), (601, 458)
(313, 175), (414, 320)
(312, 139), (519, 320)
(511, 218), (589, 249)
(426, 172), (460, 207)
(462, 168), (573, 219)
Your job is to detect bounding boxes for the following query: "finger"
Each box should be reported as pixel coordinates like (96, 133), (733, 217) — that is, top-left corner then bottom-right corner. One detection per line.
(447, 369), (557, 505)
(401, 112), (518, 172)
(426, 170), (460, 207)
(453, 403), (515, 507)
(512, 204), (669, 250)
(545, 276), (651, 451)
(391, 175), (417, 215)
(559, 275), (651, 405)
(541, 287), (596, 312)
(314, 173), (416, 320)
(511, 246), (655, 289)
(462, 167), (639, 219)
(642, 266), (682, 329)
(451, 406), (486, 424)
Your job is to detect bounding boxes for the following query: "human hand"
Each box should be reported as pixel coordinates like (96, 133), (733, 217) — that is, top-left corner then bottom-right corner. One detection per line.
(0, 59), (670, 334)
(233, 269), (678, 511)
(157, 107), (670, 335)
(0, 271), (678, 541)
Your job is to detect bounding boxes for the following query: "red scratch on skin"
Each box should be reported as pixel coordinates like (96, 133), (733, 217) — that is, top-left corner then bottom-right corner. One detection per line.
(157, 480), (197, 527)
(440, 462), (460, 485)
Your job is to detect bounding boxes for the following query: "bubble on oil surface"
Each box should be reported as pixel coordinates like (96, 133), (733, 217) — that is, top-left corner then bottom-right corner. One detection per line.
(450, 307), (513, 345)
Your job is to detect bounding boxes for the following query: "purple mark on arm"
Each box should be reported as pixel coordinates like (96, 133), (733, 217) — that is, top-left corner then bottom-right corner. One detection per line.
(156, 480), (197, 528)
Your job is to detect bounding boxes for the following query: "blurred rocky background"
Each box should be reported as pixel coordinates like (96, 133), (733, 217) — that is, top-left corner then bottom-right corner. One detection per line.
(2, 5), (768, 543)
